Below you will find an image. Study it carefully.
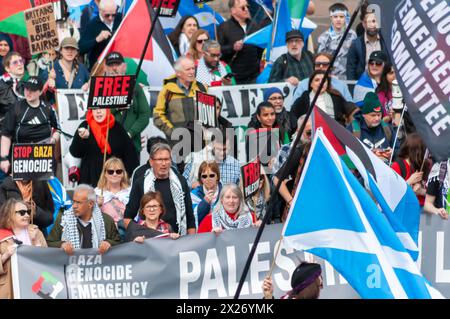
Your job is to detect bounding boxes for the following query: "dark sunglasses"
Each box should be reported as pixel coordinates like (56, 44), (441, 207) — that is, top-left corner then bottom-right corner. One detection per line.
(107, 169), (123, 175)
(197, 39), (208, 44)
(104, 13), (116, 18)
(201, 174), (216, 179)
(369, 60), (383, 66)
(16, 209), (32, 216)
(315, 61), (330, 67)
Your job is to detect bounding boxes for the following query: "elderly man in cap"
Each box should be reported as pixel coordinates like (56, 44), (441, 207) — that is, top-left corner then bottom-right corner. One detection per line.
(268, 30), (314, 86)
(353, 50), (388, 107)
(0, 76), (60, 173)
(79, 0), (122, 70)
(263, 262), (323, 299)
(104, 51), (150, 153)
(348, 92), (395, 161)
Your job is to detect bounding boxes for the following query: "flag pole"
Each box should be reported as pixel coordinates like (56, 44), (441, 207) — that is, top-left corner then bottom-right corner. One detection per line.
(233, 0), (365, 299)
(135, 0), (164, 80)
(388, 104), (407, 166)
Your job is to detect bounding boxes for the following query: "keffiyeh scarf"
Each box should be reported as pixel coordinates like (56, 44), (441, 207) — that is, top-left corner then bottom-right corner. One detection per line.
(196, 58), (228, 86)
(144, 169), (187, 235)
(211, 204), (253, 230)
(61, 205), (106, 249)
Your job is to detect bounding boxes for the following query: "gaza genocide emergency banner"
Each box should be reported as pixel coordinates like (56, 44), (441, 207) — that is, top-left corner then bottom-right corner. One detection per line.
(151, 0), (181, 17)
(24, 3), (59, 55)
(87, 75), (136, 109)
(12, 144), (55, 181)
(196, 91), (217, 128)
(369, 0), (450, 161)
(11, 217), (450, 299)
(241, 157), (261, 199)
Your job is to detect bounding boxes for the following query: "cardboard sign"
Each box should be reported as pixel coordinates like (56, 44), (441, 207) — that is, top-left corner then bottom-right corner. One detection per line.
(87, 75), (136, 109)
(24, 3), (59, 55)
(241, 157), (261, 199)
(12, 144), (55, 181)
(196, 91), (217, 128)
(151, 0), (180, 17)
(30, 0), (65, 20)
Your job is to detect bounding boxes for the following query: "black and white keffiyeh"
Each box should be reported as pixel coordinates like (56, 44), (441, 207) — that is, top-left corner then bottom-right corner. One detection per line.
(196, 58), (227, 86)
(143, 169), (187, 235)
(211, 204), (253, 230)
(61, 205), (106, 249)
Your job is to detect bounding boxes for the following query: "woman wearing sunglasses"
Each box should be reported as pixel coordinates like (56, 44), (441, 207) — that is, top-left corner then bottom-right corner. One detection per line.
(0, 198), (47, 299)
(191, 161), (223, 229)
(187, 30), (210, 63)
(125, 191), (180, 242)
(95, 157), (130, 237)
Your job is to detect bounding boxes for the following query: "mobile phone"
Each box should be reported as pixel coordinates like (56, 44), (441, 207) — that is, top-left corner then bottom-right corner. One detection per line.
(223, 73), (234, 79)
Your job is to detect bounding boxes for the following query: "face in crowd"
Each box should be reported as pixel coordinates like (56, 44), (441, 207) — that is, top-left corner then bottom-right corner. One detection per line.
(203, 47), (222, 69)
(13, 201), (32, 229)
(287, 37), (304, 57)
(72, 190), (94, 220)
(150, 149), (171, 179)
(221, 188), (241, 214)
(24, 87), (42, 104)
(363, 111), (382, 128)
(100, 2), (117, 25)
(142, 199), (164, 223)
(257, 106), (276, 128)
(200, 166), (219, 191)
(231, 0), (250, 21)
(182, 17), (199, 39)
(212, 140), (229, 162)
(0, 40), (11, 58)
(368, 59), (384, 78)
(92, 108), (107, 123)
(195, 33), (209, 55)
(105, 62), (126, 76)
(331, 13), (346, 31)
(310, 73), (328, 95)
(5, 54), (25, 77)
(314, 54), (331, 72)
(176, 58), (196, 86)
(267, 92), (284, 113)
(364, 12), (379, 37)
(104, 163), (125, 185)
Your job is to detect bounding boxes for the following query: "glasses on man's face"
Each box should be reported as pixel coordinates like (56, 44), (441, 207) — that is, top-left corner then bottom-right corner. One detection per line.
(369, 60), (383, 66)
(144, 204), (161, 211)
(106, 169), (123, 175)
(16, 209), (32, 216)
(268, 96), (283, 101)
(10, 59), (25, 67)
(152, 158), (171, 164)
(204, 51), (222, 59)
(315, 61), (330, 68)
(197, 39), (208, 44)
(104, 13), (116, 18)
(201, 173), (216, 179)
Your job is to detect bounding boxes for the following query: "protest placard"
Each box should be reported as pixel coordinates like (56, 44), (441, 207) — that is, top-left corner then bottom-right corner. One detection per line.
(241, 157), (260, 199)
(151, 0), (180, 17)
(196, 91), (217, 128)
(24, 3), (59, 55)
(87, 75), (136, 109)
(12, 143), (55, 181)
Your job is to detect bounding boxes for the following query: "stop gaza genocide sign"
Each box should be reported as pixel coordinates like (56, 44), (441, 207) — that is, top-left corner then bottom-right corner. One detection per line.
(12, 144), (55, 181)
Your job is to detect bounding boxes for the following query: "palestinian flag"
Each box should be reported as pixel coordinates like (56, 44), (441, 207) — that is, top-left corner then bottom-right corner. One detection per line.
(312, 106), (420, 260)
(0, 0), (32, 37)
(0, 228), (14, 242)
(97, 0), (175, 85)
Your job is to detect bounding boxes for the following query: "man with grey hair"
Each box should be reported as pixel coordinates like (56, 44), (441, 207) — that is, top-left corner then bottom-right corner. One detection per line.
(47, 184), (121, 255)
(79, 0), (122, 70)
(153, 56), (207, 151)
(123, 143), (196, 235)
(196, 40), (236, 87)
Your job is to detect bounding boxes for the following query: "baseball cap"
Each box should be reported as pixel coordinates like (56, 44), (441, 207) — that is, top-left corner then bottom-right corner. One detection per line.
(23, 76), (43, 91)
(369, 50), (387, 63)
(285, 30), (304, 42)
(105, 52), (125, 65)
(60, 37), (79, 50)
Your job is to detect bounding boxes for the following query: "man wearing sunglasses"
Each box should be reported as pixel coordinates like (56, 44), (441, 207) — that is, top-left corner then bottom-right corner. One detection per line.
(79, 0), (122, 70)
(347, 11), (389, 80)
(353, 50), (387, 107)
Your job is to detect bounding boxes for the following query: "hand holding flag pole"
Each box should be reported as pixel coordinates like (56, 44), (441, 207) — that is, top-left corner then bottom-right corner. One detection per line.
(233, 0), (365, 299)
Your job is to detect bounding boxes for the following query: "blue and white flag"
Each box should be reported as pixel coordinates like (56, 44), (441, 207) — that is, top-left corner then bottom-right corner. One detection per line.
(282, 129), (443, 299)
(159, 2), (224, 40)
(47, 177), (72, 234)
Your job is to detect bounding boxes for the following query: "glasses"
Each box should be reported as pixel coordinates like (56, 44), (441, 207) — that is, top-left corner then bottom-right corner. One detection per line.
(268, 96), (283, 101)
(144, 205), (161, 211)
(104, 13), (116, 18)
(106, 169), (123, 175)
(10, 59), (25, 67)
(197, 39), (208, 44)
(204, 51), (222, 59)
(16, 209), (32, 216)
(315, 61), (330, 68)
(201, 174), (216, 179)
(369, 60), (383, 66)
(152, 158), (171, 163)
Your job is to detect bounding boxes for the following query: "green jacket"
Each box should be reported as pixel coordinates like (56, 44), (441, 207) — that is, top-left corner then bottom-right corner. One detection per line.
(47, 210), (121, 248)
(112, 84), (150, 152)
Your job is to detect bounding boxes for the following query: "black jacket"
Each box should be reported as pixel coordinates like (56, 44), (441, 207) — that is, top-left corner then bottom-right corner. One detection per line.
(0, 176), (54, 234)
(0, 76), (22, 123)
(217, 16), (266, 83)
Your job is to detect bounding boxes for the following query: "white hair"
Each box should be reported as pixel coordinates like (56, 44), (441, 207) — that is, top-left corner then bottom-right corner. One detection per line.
(74, 184), (97, 202)
(173, 56), (194, 72)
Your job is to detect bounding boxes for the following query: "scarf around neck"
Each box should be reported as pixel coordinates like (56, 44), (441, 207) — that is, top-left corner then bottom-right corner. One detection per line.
(211, 204), (253, 230)
(86, 109), (115, 154)
(196, 57), (227, 86)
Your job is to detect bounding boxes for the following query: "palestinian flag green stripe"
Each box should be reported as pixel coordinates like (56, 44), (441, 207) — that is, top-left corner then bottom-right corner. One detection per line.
(0, 12), (27, 37)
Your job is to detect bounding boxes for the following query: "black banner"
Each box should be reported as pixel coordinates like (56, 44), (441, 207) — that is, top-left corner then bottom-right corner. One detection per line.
(87, 75), (136, 109)
(241, 157), (261, 199)
(196, 91), (217, 128)
(370, 0), (450, 161)
(151, 0), (180, 17)
(12, 143), (55, 181)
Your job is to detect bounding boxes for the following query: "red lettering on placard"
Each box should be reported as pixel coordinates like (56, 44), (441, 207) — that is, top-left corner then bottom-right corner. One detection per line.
(14, 146), (33, 158)
(103, 77), (114, 96)
(94, 77), (104, 96)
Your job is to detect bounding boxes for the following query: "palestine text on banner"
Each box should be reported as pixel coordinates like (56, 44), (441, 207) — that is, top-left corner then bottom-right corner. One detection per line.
(282, 129), (443, 299)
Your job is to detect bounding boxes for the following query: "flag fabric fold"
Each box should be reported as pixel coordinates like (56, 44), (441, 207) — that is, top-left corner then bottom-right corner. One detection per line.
(282, 129), (442, 299)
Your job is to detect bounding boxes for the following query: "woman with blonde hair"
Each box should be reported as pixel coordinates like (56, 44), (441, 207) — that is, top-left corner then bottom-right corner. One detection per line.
(95, 157), (131, 235)
(198, 184), (261, 233)
(187, 29), (210, 62)
(0, 198), (47, 299)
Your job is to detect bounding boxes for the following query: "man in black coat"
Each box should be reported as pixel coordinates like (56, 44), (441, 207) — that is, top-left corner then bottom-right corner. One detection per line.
(217, 0), (267, 84)
(79, 0), (122, 70)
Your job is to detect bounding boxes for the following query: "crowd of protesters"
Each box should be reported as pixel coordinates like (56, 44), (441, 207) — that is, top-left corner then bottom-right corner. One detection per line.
(0, 0), (449, 299)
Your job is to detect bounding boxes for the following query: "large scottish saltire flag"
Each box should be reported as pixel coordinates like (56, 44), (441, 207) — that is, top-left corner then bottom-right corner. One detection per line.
(312, 107), (421, 260)
(282, 129), (443, 299)
(46, 177), (72, 234)
(159, 1), (224, 40)
(97, 0), (175, 85)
